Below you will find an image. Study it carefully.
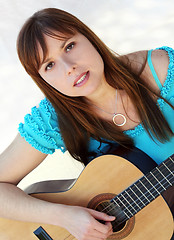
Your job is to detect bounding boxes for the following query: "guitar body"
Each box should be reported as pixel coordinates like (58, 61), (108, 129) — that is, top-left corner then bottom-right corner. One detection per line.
(0, 154), (173, 240)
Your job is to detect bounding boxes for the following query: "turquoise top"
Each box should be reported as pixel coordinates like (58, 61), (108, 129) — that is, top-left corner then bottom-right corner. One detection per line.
(18, 46), (174, 165)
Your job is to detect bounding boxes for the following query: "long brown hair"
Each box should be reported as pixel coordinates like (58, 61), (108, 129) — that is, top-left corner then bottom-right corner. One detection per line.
(17, 8), (173, 165)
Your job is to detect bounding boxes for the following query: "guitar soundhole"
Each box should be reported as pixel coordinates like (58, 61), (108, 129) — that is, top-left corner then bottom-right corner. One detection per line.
(88, 193), (135, 239)
(96, 201), (127, 232)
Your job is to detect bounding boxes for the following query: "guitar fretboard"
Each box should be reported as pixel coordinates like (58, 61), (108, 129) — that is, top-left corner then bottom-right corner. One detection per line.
(111, 154), (174, 221)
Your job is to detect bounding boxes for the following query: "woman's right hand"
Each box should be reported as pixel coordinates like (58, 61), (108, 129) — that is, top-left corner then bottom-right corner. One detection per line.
(59, 205), (115, 240)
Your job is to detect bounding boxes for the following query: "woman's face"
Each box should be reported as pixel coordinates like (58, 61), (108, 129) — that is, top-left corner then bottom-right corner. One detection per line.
(38, 33), (106, 99)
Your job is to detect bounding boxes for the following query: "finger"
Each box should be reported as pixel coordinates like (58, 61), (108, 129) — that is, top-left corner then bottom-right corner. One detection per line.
(91, 218), (113, 235)
(87, 208), (115, 222)
(105, 221), (113, 230)
(79, 219), (113, 239)
(104, 222), (113, 237)
(85, 236), (106, 240)
(105, 222), (114, 236)
(87, 229), (110, 240)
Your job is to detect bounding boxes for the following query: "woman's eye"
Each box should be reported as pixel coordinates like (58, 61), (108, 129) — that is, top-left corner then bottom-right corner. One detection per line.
(65, 42), (75, 52)
(45, 62), (55, 71)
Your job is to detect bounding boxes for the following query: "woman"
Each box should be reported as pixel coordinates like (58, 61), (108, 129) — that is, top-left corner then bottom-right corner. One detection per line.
(0, 8), (173, 240)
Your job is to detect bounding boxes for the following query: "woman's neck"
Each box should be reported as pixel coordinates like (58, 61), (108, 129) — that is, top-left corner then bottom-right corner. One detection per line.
(85, 81), (116, 111)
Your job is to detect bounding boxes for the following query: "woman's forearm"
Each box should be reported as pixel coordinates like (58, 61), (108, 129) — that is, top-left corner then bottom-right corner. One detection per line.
(0, 183), (115, 239)
(0, 183), (65, 226)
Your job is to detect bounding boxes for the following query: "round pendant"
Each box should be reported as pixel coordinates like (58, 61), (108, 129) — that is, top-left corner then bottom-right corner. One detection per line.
(113, 113), (126, 126)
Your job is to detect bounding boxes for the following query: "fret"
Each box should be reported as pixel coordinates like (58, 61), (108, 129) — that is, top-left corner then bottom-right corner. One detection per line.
(128, 186), (146, 207)
(149, 158), (174, 192)
(169, 156), (174, 164)
(157, 166), (174, 182)
(112, 198), (130, 220)
(124, 187), (146, 209)
(120, 193), (137, 214)
(138, 179), (155, 200)
(139, 176), (159, 199)
(158, 158), (174, 180)
(124, 190), (141, 211)
(135, 178), (157, 202)
(110, 154), (174, 220)
(156, 168), (172, 186)
(133, 183), (151, 203)
(162, 161), (174, 182)
(144, 175), (161, 195)
(150, 172), (166, 191)
(165, 156), (174, 170)
(163, 161), (174, 178)
(113, 195), (134, 218)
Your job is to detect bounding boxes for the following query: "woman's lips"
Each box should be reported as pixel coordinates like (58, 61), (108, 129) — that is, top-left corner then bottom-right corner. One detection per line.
(74, 71), (89, 87)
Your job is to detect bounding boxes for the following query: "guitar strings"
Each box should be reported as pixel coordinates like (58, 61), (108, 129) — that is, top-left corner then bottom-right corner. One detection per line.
(104, 174), (173, 216)
(98, 161), (173, 219)
(102, 159), (174, 213)
(101, 169), (174, 215)
(95, 158), (174, 229)
(100, 174), (174, 223)
(103, 173), (174, 218)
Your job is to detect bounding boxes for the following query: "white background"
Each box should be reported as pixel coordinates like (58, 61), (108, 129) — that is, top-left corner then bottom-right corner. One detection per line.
(0, 0), (174, 187)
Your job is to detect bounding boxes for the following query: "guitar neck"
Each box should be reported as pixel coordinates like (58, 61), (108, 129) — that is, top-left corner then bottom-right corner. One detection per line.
(111, 154), (174, 221)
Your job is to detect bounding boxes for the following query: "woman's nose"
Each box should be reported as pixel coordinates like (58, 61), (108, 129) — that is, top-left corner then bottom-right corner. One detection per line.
(67, 66), (76, 76)
(61, 59), (76, 76)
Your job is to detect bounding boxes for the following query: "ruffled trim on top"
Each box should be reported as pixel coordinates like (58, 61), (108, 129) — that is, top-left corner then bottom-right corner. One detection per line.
(39, 99), (59, 131)
(156, 46), (174, 109)
(39, 98), (58, 122)
(39, 99), (66, 146)
(125, 46), (174, 138)
(124, 123), (144, 138)
(18, 122), (56, 154)
(18, 98), (66, 154)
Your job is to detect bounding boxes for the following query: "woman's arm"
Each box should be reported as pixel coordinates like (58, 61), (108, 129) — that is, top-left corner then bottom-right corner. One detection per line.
(0, 133), (53, 223)
(0, 133), (114, 240)
(0, 133), (47, 185)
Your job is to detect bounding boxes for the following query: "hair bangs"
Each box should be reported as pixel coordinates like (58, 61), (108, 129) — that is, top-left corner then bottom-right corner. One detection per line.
(37, 28), (76, 70)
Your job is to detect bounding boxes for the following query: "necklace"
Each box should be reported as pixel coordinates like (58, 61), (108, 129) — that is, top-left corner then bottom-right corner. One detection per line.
(113, 89), (127, 126)
(93, 89), (127, 127)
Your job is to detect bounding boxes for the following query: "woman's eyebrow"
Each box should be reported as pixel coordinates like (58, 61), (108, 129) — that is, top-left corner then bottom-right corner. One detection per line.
(41, 38), (70, 65)
(60, 38), (69, 49)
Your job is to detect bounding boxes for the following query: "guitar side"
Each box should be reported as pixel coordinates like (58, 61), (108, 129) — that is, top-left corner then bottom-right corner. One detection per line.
(0, 154), (173, 240)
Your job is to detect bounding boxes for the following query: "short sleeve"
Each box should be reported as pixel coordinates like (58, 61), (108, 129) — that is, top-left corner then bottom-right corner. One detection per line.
(18, 98), (66, 154)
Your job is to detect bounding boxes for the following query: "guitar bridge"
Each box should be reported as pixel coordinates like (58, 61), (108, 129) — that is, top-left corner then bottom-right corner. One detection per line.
(34, 226), (53, 240)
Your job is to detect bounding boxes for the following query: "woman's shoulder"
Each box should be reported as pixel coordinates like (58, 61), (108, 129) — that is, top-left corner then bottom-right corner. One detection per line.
(145, 48), (169, 86)
(119, 49), (147, 75)
(120, 47), (172, 92)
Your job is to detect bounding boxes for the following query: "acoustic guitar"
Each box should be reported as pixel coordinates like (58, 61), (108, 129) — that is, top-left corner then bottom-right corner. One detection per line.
(0, 147), (173, 240)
